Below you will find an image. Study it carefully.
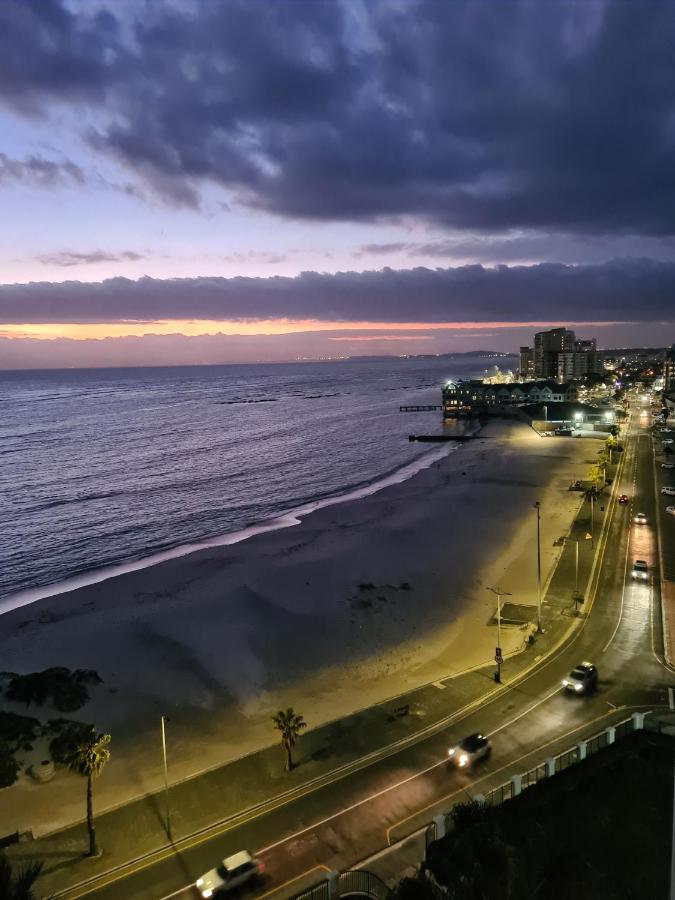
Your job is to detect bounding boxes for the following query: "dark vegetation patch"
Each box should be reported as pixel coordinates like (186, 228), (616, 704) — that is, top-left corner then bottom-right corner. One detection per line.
(5, 668), (102, 713)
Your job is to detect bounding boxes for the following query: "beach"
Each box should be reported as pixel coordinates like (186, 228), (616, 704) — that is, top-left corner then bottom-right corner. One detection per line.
(0, 420), (594, 835)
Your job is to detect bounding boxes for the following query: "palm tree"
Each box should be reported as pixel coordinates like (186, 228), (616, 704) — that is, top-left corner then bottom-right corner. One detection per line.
(0, 854), (42, 900)
(62, 728), (111, 857)
(272, 708), (306, 771)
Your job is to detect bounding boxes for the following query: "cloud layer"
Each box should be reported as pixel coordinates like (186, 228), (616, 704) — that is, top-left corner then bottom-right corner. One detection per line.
(2, 0), (675, 235)
(1, 258), (673, 326)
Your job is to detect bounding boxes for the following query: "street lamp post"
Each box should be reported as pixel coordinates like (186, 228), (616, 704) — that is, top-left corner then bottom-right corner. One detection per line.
(161, 715), (172, 842)
(534, 501), (542, 633)
(486, 586), (512, 683)
(590, 493), (595, 549)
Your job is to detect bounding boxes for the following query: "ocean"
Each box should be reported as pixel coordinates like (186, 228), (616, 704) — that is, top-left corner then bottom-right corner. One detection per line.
(0, 355), (514, 603)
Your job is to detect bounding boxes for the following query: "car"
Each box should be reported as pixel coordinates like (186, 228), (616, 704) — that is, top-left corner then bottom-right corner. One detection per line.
(618, 494), (629, 504)
(448, 733), (491, 768)
(631, 560), (649, 581)
(662, 487), (675, 496)
(634, 512), (647, 524)
(668, 507), (675, 517)
(663, 439), (674, 445)
(662, 463), (675, 469)
(562, 662), (598, 694)
(196, 851), (263, 898)
(661, 428), (672, 433)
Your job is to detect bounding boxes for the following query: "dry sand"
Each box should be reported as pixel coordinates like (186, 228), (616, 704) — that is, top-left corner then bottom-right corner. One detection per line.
(0, 420), (595, 834)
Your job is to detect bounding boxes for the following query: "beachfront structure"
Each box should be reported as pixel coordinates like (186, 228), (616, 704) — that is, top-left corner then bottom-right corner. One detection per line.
(442, 379), (577, 418)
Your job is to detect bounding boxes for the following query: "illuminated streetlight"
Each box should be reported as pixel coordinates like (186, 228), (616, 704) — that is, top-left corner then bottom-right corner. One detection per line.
(534, 501), (542, 633)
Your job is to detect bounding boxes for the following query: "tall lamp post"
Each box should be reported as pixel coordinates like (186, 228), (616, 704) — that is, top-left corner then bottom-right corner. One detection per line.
(534, 501), (542, 633)
(486, 586), (512, 683)
(161, 715), (172, 842)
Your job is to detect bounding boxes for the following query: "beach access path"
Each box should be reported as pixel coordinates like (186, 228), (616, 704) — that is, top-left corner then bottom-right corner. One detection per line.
(0, 420), (596, 839)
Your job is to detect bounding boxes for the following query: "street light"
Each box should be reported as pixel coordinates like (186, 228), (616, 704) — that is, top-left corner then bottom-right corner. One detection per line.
(486, 586), (512, 683)
(161, 715), (172, 842)
(534, 501), (542, 633)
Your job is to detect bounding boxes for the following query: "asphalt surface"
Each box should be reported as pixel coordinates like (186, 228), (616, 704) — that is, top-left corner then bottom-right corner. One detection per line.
(81, 397), (674, 900)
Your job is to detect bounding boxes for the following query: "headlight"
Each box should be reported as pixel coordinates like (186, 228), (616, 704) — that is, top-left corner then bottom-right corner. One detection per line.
(202, 892), (213, 899)
(459, 753), (469, 766)
(448, 747), (455, 756)
(562, 679), (569, 687)
(197, 880), (204, 887)
(575, 683), (583, 691)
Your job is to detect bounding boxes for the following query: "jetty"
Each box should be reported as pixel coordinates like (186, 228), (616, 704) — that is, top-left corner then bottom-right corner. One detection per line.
(399, 405), (443, 412)
(408, 434), (483, 442)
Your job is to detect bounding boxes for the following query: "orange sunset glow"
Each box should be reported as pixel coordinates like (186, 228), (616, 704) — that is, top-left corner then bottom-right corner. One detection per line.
(1, 319), (627, 341)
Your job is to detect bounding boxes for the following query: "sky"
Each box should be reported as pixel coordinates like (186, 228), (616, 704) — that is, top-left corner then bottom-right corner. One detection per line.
(1, 0), (674, 368)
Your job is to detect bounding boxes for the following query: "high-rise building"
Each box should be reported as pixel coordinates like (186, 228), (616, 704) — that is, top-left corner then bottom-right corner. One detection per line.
(519, 346), (534, 379)
(557, 349), (604, 380)
(665, 344), (675, 392)
(533, 328), (575, 378)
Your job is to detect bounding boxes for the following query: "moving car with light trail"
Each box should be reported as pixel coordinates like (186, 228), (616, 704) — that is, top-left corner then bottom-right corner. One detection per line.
(196, 851), (263, 898)
(634, 512), (647, 525)
(448, 733), (491, 768)
(618, 494), (629, 505)
(631, 560), (648, 581)
(562, 662), (597, 694)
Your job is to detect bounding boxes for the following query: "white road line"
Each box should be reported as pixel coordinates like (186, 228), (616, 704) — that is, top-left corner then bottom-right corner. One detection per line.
(602, 444), (636, 654)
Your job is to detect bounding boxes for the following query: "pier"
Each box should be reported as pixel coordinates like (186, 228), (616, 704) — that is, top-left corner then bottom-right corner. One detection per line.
(408, 434), (483, 442)
(399, 404), (443, 412)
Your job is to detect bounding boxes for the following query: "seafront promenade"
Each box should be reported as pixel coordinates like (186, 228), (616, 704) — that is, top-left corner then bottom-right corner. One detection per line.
(2, 421), (630, 898)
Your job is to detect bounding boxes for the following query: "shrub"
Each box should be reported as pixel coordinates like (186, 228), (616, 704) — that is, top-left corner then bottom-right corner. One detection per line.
(48, 720), (93, 764)
(0, 743), (19, 788)
(0, 711), (40, 753)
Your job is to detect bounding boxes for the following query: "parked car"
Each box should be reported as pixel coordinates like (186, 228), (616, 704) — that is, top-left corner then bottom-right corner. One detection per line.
(662, 463), (675, 469)
(448, 733), (491, 768)
(196, 851), (263, 898)
(618, 494), (629, 504)
(667, 506), (675, 517)
(662, 487), (675, 496)
(631, 560), (649, 581)
(562, 662), (598, 694)
(663, 439), (674, 445)
(634, 512), (648, 525)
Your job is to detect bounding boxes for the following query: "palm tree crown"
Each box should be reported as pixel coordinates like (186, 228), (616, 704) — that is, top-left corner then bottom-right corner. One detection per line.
(63, 729), (110, 777)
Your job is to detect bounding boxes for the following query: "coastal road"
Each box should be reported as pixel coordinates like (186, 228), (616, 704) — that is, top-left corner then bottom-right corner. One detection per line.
(80, 402), (673, 900)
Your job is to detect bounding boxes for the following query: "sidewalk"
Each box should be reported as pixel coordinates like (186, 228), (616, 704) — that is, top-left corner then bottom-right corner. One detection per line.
(5, 464), (622, 898)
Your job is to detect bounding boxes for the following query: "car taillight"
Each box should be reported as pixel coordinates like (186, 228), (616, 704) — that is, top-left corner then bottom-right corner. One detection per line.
(258, 863), (265, 872)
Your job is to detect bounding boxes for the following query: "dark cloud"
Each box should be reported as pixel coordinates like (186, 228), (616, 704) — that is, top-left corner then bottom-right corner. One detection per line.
(1, 258), (674, 325)
(1, 1), (675, 236)
(0, 152), (85, 187)
(35, 250), (145, 267)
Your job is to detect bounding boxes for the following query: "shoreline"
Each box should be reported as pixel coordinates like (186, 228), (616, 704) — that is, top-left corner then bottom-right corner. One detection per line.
(0, 420), (594, 835)
(0, 441), (453, 615)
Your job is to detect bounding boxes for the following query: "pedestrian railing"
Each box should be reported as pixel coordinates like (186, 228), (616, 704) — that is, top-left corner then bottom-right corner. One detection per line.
(292, 870), (392, 900)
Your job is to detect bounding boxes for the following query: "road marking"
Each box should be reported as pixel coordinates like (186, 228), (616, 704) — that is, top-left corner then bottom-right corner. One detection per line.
(602, 441), (637, 654)
(432, 681), (446, 690)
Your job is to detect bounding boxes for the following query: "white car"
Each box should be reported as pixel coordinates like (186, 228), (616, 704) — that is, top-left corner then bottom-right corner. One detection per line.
(663, 440), (674, 445)
(662, 463), (675, 469)
(668, 507), (675, 517)
(634, 512), (647, 525)
(663, 487), (675, 496)
(196, 851), (262, 898)
(631, 560), (648, 580)
(448, 733), (491, 768)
